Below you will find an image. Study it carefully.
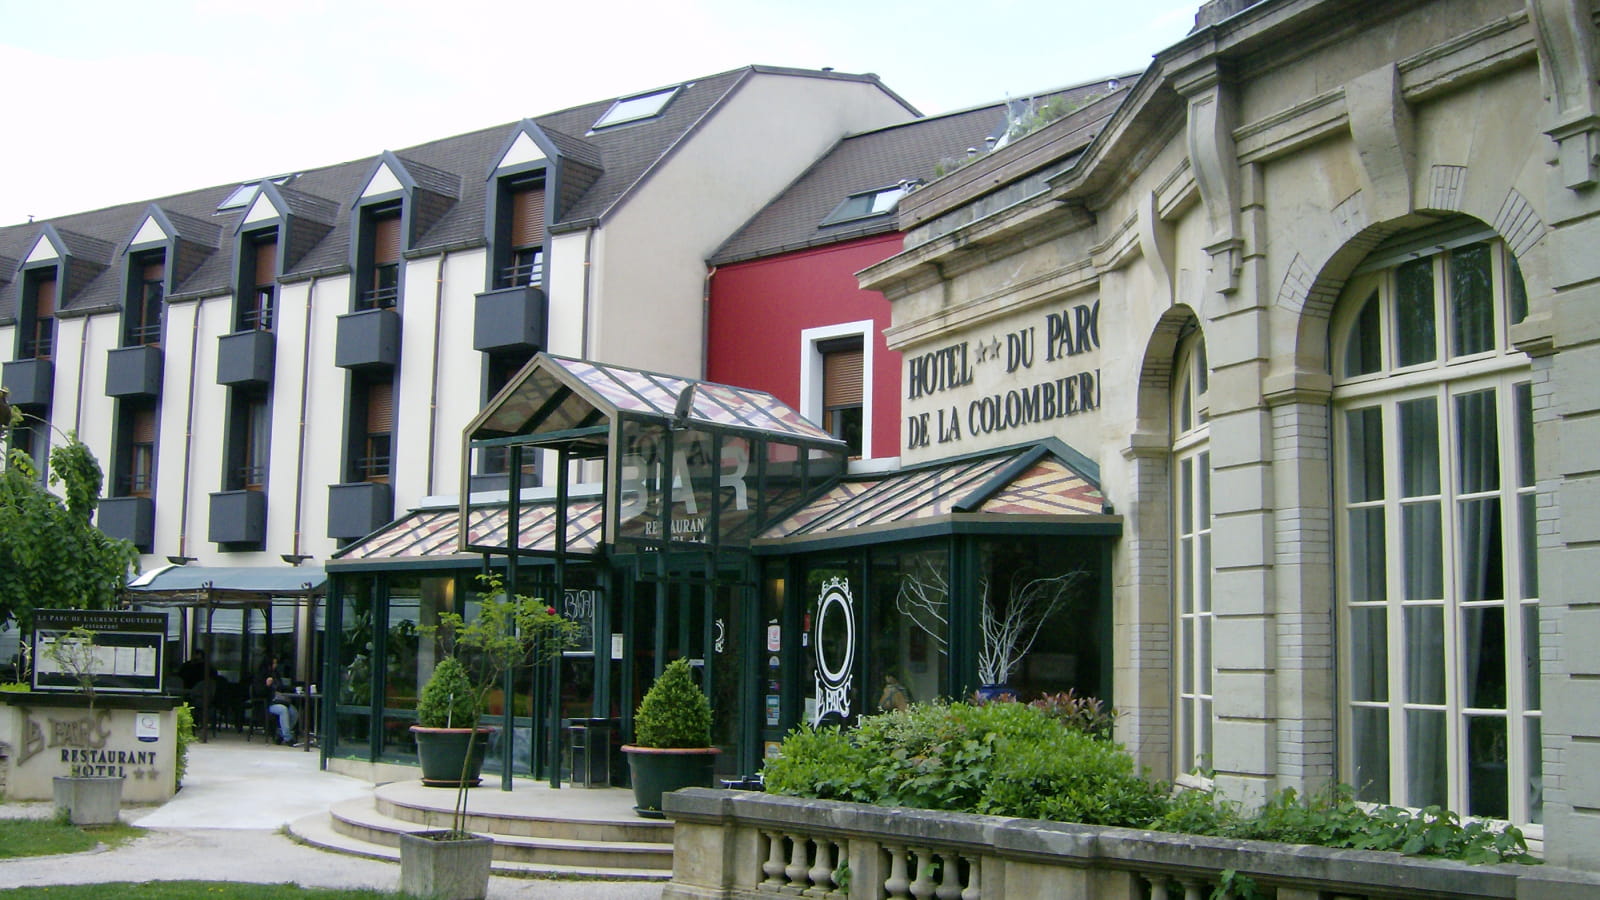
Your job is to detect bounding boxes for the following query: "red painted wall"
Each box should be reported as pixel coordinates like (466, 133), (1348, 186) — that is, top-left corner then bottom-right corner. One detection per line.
(707, 233), (904, 460)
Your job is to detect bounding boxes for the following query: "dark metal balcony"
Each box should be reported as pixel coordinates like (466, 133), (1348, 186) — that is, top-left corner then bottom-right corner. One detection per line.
(106, 345), (164, 399)
(327, 480), (393, 541)
(98, 496), (155, 551)
(216, 330), (276, 388)
(334, 308), (400, 371)
(2, 357), (53, 408)
(473, 284), (547, 354)
(208, 489), (267, 546)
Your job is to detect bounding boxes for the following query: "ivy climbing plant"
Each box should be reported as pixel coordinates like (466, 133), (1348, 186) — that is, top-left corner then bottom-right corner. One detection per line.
(0, 410), (140, 637)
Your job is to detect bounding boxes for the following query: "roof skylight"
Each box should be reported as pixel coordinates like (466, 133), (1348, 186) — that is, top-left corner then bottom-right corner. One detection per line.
(216, 175), (295, 211)
(592, 86), (680, 130)
(819, 184), (908, 227)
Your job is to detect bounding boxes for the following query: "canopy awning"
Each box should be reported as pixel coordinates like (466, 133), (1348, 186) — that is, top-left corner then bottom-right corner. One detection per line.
(753, 439), (1120, 551)
(330, 496), (605, 568)
(124, 564), (326, 605)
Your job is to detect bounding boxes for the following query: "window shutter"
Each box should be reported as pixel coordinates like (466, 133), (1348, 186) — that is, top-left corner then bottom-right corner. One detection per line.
(510, 186), (545, 248)
(34, 276), (56, 318)
(132, 408), (157, 444)
(823, 348), (864, 408)
(254, 239), (277, 287)
(366, 381), (394, 433)
(373, 214), (402, 264)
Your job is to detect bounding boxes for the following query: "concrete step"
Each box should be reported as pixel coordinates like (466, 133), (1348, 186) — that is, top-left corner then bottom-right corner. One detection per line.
(375, 792), (670, 844)
(318, 797), (674, 875)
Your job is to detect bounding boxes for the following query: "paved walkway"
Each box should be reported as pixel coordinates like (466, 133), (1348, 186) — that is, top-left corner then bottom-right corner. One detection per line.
(0, 736), (663, 899)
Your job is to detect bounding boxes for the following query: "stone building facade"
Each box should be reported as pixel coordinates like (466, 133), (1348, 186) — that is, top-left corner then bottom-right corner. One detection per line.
(861, 0), (1600, 867)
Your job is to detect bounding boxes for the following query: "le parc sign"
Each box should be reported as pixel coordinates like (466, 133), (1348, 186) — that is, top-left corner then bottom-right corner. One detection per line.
(904, 299), (1101, 457)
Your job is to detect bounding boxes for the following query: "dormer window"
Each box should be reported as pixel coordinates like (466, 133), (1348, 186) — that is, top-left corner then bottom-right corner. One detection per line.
(358, 206), (402, 311)
(19, 269), (56, 359)
(591, 86), (680, 130)
(819, 185), (908, 227)
(241, 232), (278, 330)
(495, 175), (545, 289)
(125, 253), (165, 347)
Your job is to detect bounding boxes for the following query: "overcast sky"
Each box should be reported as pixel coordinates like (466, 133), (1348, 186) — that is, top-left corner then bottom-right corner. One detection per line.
(0, 0), (1198, 228)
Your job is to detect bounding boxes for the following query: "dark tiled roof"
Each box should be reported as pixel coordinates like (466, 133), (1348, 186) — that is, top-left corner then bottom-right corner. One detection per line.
(0, 65), (896, 323)
(711, 79), (1124, 265)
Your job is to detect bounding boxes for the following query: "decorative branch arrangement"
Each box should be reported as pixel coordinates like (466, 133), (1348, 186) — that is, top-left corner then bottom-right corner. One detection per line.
(895, 557), (1087, 689)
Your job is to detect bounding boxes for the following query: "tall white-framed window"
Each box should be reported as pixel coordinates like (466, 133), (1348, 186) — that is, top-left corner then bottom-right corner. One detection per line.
(1172, 324), (1212, 776)
(1332, 224), (1540, 827)
(800, 321), (874, 460)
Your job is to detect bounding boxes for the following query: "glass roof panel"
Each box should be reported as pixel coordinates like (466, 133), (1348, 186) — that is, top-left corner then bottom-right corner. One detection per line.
(337, 499), (604, 561)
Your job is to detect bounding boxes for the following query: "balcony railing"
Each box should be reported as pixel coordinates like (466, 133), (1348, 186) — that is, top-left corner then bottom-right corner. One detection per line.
(357, 285), (398, 311)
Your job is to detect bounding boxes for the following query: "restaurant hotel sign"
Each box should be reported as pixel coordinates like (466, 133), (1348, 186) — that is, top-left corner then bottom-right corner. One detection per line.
(904, 299), (1101, 460)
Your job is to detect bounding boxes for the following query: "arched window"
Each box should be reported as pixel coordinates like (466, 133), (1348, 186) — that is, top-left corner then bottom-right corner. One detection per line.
(1172, 324), (1211, 776)
(1331, 223), (1540, 825)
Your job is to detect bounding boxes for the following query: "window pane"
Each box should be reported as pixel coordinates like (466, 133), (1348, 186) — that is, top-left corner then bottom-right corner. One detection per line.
(1526, 719), (1544, 824)
(1344, 289), (1382, 377)
(1524, 604), (1541, 711)
(1508, 252), (1529, 326)
(1466, 715), (1509, 819)
(1405, 605), (1445, 705)
(1181, 457), (1193, 532)
(1459, 497), (1504, 602)
(1179, 697), (1194, 771)
(1199, 451), (1211, 522)
(1402, 502), (1443, 600)
(1181, 618), (1194, 692)
(1462, 606), (1506, 709)
(1346, 407), (1385, 502)
(1181, 537), (1194, 615)
(1406, 708), (1449, 808)
(1456, 389), (1500, 493)
(1352, 706), (1391, 803)
(1519, 493), (1539, 600)
(1350, 606), (1389, 701)
(1395, 257), (1437, 367)
(1198, 533), (1211, 614)
(1450, 243), (1494, 357)
(1199, 617), (1212, 694)
(1348, 508), (1387, 604)
(1515, 382), (1534, 488)
(1198, 698), (1213, 769)
(1399, 397), (1440, 497)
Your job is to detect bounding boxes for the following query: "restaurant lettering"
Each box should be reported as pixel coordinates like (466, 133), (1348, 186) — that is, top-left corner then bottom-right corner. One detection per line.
(907, 300), (1101, 450)
(16, 710), (164, 779)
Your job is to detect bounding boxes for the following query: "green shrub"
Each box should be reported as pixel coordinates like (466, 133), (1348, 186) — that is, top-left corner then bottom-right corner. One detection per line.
(174, 703), (196, 791)
(633, 658), (713, 748)
(765, 700), (1166, 827)
(415, 656), (481, 728)
(1027, 690), (1116, 740)
(0, 682), (28, 692)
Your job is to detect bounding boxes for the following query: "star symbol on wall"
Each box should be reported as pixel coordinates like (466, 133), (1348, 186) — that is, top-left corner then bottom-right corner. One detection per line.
(983, 336), (1001, 363)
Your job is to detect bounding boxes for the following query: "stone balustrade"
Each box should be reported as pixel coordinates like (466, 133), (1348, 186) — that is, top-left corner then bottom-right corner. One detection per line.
(661, 789), (1600, 900)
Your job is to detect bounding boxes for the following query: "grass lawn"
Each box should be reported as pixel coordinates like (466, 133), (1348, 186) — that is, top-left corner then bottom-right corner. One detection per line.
(0, 886), (403, 899)
(0, 818), (144, 858)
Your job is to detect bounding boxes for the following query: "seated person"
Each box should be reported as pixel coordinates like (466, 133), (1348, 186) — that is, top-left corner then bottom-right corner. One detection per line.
(254, 654), (300, 745)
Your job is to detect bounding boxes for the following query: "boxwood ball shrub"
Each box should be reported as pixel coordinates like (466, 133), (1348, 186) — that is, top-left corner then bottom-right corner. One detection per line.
(634, 658), (713, 748)
(415, 655), (482, 729)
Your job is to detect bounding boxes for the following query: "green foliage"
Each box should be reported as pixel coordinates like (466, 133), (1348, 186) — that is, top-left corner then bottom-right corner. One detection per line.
(764, 701), (1533, 865)
(0, 817), (143, 858)
(1026, 690), (1117, 740)
(633, 658), (713, 749)
(0, 682), (28, 693)
(174, 704), (195, 792)
(0, 435), (140, 636)
(414, 574), (580, 834)
(44, 626), (101, 712)
(764, 700), (1166, 827)
(414, 655), (481, 728)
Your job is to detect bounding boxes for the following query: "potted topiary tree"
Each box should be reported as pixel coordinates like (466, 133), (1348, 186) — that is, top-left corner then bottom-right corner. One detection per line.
(411, 655), (489, 788)
(399, 576), (578, 900)
(45, 626), (123, 826)
(621, 657), (719, 818)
